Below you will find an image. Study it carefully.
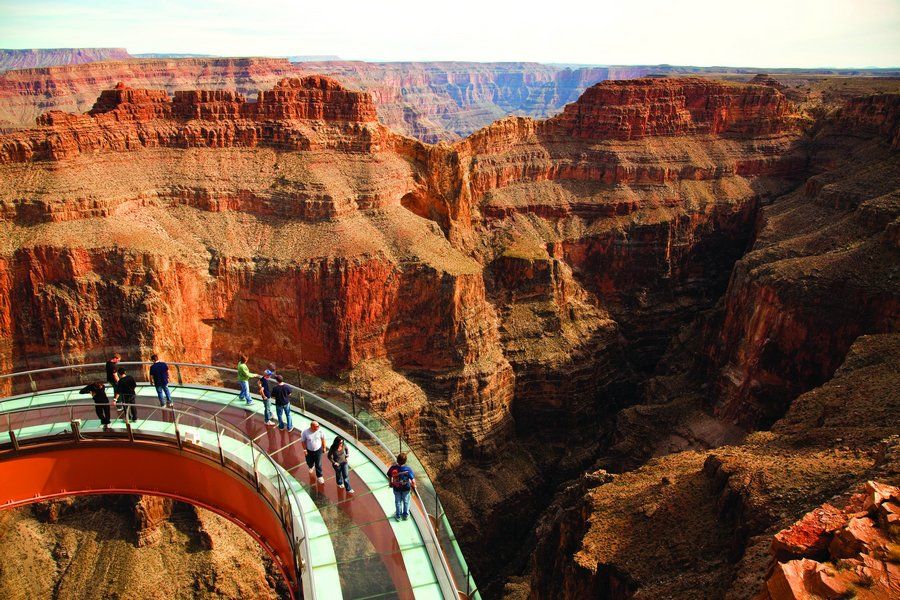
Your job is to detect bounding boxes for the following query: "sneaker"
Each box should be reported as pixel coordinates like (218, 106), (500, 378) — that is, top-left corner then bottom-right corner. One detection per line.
(278, 426), (285, 430)
(245, 401), (253, 407)
(337, 483), (344, 489)
(265, 419), (277, 426)
(308, 467), (315, 474)
(317, 477), (325, 484)
(288, 426), (295, 432)
(166, 402), (173, 408)
(348, 489), (355, 495)
(402, 514), (409, 521)
(394, 516), (401, 522)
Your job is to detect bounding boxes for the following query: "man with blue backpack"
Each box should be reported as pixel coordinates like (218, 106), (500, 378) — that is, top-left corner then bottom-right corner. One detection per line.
(387, 452), (416, 521)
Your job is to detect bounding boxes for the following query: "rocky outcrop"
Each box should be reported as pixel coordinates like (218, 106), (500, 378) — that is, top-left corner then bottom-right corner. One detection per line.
(761, 481), (900, 600)
(0, 495), (279, 599)
(254, 76), (378, 122)
(0, 57), (295, 132)
(132, 495), (175, 546)
(831, 93), (900, 148)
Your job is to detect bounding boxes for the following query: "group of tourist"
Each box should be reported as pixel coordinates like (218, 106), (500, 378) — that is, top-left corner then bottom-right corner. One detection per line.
(79, 353), (171, 429)
(296, 416), (417, 516)
(251, 358), (294, 431)
(248, 356), (416, 516)
(79, 352), (418, 520)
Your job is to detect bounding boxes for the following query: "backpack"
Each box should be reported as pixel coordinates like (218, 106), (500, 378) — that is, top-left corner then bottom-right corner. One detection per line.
(388, 465), (412, 491)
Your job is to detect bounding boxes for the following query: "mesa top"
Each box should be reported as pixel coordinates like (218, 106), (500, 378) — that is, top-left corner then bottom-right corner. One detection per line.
(301, 427), (326, 451)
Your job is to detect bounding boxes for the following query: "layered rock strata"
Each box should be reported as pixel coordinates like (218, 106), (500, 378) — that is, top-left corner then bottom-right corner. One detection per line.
(513, 94), (898, 595)
(0, 76), (822, 593)
(707, 93), (900, 428)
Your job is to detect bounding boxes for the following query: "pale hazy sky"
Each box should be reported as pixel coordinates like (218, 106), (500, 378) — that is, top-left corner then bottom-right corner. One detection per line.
(1, 0), (898, 67)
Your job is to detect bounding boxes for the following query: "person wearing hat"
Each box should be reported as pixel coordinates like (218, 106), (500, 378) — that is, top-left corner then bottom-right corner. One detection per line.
(257, 366), (277, 426)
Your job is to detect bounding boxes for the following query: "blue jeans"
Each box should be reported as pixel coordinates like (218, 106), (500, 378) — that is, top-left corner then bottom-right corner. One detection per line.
(276, 404), (292, 430)
(334, 462), (353, 492)
(155, 384), (172, 406)
(238, 380), (251, 403)
(262, 396), (272, 422)
(393, 489), (411, 519)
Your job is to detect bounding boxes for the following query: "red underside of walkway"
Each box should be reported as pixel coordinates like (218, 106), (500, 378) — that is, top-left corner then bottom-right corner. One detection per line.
(0, 396), (420, 599)
(0, 444), (298, 594)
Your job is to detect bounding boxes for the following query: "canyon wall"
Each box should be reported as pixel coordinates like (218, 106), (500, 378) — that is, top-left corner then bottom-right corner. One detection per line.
(514, 92), (899, 598)
(522, 333), (899, 599)
(12, 76), (899, 598)
(706, 93), (900, 429)
(0, 58), (785, 141)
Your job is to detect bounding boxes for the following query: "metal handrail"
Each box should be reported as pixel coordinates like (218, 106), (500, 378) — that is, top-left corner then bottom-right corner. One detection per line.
(0, 360), (478, 598)
(0, 399), (311, 600)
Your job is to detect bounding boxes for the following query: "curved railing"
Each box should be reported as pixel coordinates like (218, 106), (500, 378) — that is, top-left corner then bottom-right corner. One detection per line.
(0, 359), (481, 599)
(0, 399), (310, 599)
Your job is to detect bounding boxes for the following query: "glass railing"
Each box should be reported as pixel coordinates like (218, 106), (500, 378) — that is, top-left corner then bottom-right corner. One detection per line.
(0, 399), (310, 599)
(0, 358), (480, 599)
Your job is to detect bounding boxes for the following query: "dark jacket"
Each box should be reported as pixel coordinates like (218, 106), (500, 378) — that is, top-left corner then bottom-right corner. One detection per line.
(271, 383), (291, 406)
(105, 361), (118, 386)
(149, 361), (169, 386)
(79, 382), (109, 404)
(116, 375), (137, 398)
(258, 376), (271, 399)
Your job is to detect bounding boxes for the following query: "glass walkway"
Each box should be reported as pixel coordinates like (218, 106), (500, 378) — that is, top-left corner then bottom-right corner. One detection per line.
(0, 363), (480, 600)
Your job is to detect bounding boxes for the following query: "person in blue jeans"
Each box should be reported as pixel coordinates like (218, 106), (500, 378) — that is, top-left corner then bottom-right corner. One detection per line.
(237, 354), (252, 405)
(327, 437), (354, 494)
(387, 452), (416, 521)
(271, 375), (293, 431)
(148, 354), (172, 408)
(256, 368), (277, 426)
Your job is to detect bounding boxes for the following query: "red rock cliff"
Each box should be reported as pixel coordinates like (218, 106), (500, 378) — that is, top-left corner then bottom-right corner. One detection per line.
(545, 78), (795, 140)
(0, 77), (391, 163)
(0, 77), (834, 593)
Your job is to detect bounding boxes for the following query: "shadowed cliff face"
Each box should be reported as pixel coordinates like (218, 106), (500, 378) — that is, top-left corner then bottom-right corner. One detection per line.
(706, 94), (900, 430)
(521, 332), (899, 600)
(9, 76), (891, 596)
(515, 97), (899, 599)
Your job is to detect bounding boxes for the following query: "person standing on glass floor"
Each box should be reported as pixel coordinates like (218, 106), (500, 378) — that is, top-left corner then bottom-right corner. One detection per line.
(237, 354), (252, 405)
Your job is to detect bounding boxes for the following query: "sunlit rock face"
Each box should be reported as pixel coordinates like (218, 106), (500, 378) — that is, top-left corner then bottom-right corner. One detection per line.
(14, 76), (898, 598)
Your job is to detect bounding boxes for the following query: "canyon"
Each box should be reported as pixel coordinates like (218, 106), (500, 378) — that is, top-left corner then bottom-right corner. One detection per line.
(0, 71), (897, 599)
(3, 52), (898, 142)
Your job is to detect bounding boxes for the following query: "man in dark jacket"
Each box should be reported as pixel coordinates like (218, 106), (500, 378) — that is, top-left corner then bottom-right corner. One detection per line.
(79, 381), (110, 430)
(148, 354), (172, 408)
(115, 367), (138, 421)
(271, 375), (293, 431)
(105, 353), (120, 387)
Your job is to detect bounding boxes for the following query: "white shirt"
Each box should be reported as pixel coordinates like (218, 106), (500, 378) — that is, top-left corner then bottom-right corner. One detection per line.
(301, 427), (326, 451)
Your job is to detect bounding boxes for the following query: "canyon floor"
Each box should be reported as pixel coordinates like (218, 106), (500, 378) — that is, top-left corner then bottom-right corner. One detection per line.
(0, 67), (897, 599)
